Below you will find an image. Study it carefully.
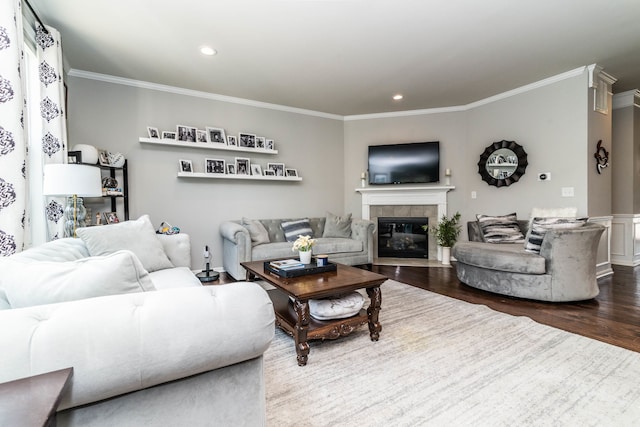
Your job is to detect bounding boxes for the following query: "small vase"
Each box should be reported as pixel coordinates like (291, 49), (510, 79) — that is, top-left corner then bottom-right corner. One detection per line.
(441, 247), (451, 265)
(299, 250), (312, 264)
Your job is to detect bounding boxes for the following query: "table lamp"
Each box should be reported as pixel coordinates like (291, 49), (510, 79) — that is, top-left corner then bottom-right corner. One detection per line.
(43, 164), (102, 237)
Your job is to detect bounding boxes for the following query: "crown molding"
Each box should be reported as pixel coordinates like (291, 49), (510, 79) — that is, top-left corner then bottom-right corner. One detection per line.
(345, 66), (587, 121)
(612, 89), (640, 109)
(67, 69), (344, 121)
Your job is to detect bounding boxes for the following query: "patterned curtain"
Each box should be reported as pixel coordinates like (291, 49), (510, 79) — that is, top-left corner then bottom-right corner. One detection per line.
(0, 1), (67, 256)
(0, 0), (27, 256)
(36, 24), (67, 241)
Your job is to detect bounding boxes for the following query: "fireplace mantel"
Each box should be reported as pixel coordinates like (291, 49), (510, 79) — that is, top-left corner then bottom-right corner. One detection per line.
(355, 186), (455, 220)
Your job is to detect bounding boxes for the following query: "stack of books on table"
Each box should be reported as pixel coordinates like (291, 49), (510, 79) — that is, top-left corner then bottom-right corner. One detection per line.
(269, 259), (305, 271)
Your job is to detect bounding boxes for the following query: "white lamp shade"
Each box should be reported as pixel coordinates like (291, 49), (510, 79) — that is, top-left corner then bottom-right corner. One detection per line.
(43, 164), (102, 197)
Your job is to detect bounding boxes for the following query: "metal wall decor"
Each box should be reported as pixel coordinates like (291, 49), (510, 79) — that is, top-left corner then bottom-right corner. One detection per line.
(594, 140), (609, 174)
(477, 140), (528, 187)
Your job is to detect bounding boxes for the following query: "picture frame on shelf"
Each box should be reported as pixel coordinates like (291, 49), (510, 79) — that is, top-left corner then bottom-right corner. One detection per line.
(196, 130), (208, 143)
(251, 164), (262, 176)
(227, 135), (237, 146)
(263, 170), (275, 176)
(98, 149), (110, 166)
(238, 132), (256, 148)
(179, 159), (193, 173)
(285, 168), (298, 177)
(162, 131), (176, 140)
(147, 126), (160, 139)
(176, 125), (197, 142)
(103, 212), (120, 224)
(205, 158), (226, 174)
(206, 127), (226, 144)
(256, 136), (266, 149)
(67, 151), (82, 164)
(267, 162), (285, 177)
(227, 164), (236, 174)
(235, 157), (250, 175)
(266, 139), (275, 150)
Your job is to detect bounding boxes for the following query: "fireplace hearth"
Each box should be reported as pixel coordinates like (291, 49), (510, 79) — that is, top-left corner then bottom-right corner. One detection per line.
(377, 217), (428, 259)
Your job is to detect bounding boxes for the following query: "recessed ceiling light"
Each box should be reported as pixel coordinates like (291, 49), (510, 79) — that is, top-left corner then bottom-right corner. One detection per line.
(200, 46), (217, 56)
(393, 94), (403, 100)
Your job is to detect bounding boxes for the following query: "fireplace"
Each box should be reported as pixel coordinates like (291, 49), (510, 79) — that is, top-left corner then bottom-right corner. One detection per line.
(377, 217), (428, 258)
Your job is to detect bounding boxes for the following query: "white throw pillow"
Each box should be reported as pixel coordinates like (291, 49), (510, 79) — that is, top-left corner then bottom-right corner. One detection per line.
(309, 291), (365, 320)
(76, 215), (173, 272)
(530, 207), (578, 220)
(0, 250), (156, 308)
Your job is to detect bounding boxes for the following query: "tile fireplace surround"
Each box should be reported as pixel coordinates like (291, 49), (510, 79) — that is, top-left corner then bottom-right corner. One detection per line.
(356, 186), (455, 261)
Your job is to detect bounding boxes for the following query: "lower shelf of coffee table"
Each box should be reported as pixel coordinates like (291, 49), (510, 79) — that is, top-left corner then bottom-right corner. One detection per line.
(268, 289), (368, 340)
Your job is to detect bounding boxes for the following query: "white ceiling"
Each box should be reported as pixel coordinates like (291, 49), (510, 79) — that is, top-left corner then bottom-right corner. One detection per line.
(30, 0), (640, 116)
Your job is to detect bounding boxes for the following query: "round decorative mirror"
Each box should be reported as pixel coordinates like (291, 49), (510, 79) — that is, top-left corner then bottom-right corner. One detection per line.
(477, 140), (528, 187)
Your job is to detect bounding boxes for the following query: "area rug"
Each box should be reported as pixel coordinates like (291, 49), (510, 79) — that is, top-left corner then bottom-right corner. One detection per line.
(264, 280), (640, 426)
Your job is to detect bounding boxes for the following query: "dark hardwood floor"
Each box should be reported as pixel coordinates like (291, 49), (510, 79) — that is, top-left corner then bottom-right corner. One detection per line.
(218, 263), (640, 353)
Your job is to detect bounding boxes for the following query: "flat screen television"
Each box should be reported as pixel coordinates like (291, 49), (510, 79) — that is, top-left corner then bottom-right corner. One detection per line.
(368, 141), (440, 185)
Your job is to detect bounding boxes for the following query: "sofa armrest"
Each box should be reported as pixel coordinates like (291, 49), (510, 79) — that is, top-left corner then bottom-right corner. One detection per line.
(220, 221), (252, 280)
(350, 219), (375, 263)
(156, 233), (192, 268)
(0, 283), (274, 411)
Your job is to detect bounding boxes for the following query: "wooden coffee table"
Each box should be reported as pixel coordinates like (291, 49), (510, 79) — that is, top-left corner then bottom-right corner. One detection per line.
(241, 260), (387, 366)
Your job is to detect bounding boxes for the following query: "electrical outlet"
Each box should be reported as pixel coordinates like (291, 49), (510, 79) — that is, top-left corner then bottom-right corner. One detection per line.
(471, 191), (477, 199)
(561, 187), (575, 197)
(538, 172), (551, 181)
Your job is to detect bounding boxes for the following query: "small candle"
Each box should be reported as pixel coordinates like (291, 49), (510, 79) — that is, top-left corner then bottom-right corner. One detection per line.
(445, 168), (451, 176)
(361, 172), (366, 179)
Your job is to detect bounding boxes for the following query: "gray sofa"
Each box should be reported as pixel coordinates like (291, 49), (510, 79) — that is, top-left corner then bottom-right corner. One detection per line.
(0, 231), (274, 426)
(220, 217), (375, 280)
(452, 221), (605, 302)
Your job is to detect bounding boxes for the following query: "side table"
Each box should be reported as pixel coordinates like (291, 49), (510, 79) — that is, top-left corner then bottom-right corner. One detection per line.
(0, 367), (73, 427)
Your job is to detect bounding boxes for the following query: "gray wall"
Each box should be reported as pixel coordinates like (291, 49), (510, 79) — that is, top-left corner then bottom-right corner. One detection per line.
(612, 101), (640, 214)
(67, 76), (344, 269)
(344, 69), (594, 235)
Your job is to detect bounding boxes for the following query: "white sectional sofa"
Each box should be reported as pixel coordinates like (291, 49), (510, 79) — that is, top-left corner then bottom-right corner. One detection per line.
(0, 216), (274, 426)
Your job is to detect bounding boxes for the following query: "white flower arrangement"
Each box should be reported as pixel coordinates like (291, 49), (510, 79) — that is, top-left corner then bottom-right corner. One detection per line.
(292, 235), (316, 252)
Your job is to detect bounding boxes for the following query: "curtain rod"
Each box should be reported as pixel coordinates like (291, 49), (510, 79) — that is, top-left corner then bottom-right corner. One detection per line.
(24, 0), (49, 35)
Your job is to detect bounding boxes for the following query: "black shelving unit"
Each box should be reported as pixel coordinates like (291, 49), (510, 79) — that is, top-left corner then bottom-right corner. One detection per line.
(98, 160), (129, 221)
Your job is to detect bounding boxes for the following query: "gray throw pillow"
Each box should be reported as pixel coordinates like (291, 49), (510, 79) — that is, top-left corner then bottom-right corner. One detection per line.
(0, 250), (156, 308)
(281, 218), (313, 242)
(76, 215), (173, 272)
(524, 217), (588, 253)
(241, 217), (270, 246)
(476, 213), (525, 243)
(323, 212), (352, 238)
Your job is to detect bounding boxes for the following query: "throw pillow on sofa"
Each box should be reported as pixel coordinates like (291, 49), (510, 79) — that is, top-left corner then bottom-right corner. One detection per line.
(0, 250), (156, 308)
(323, 212), (352, 238)
(241, 218), (270, 246)
(476, 213), (525, 243)
(281, 218), (313, 242)
(524, 217), (588, 253)
(76, 214), (173, 272)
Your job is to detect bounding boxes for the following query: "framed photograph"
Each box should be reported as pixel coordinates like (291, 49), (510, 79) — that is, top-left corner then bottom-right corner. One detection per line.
(227, 164), (236, 174)
(179, 159), (193, 173)
(251, 164), (262, 176)
(267, 162), (285, 177)
(256, 136), (266, 149)
(103, 212), (120, 224)
(176, 125), (197, 142)
(206, 127), (227, 144)
(238, 132), (256, 148)
(266, 139), (275, 150)
(205, 158), (226, 174)
(68, 150), (82, 164)
(196, 129), (208, 143)
(227, 135), (237, 146)
(285, 168), (298, 177)
(162, 131), (176, 140)
(98, 149), (110, 166)
(147, 126), (160, 139)
(263, 169), (275, 176)
(235, 157), (250, 175)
